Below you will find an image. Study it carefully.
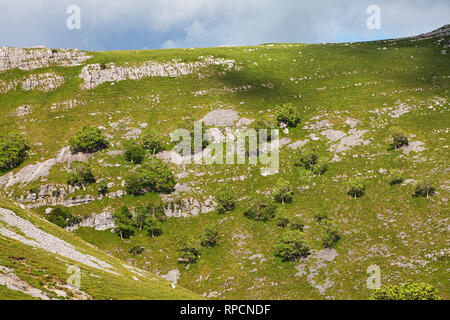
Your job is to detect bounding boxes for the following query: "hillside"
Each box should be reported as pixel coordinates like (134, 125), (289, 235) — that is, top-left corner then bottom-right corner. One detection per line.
(0, 25), (449, 300)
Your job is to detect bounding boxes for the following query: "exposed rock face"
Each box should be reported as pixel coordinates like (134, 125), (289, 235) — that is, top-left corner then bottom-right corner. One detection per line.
(67, 210), (115, 231)
(0, 146), (90, 188)
(79, 56), (237, 89)
(21, 72), (64, 91)
(0, 79), (19, 94)
(51, 99), (85, 111)
(201, 108), (239, 127)
(0, 207), (116, 273)
(0, 47), (91, 72)
(13, 104), (32, 116)
(0, 265), (53, 300)
(161, 196), (216, 218)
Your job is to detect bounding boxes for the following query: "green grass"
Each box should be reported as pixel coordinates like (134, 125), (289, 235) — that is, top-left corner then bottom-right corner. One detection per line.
(0, 34), (449, 300)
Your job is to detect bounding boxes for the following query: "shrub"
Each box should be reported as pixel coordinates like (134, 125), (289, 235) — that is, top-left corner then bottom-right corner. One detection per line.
(129, 246), (145, 255)
(414, 180), (435, 198)
(371, 281), (441, 300)
(274, 230), (310, 261)
(113, 206), (135, 239)
(288, 216), (304, 231)
(321, 220), (341, 248)
(313, 209), (329, 222)
(177, 236), (200, 264)
(296, 149), (318, 171)
(313, 157), (328, 176)
(215, 185), (236, 214)
(47, 206), (80, 228)
(200, 224), (219, 248)
(389, 128), (409, 150)
(388, 169), (404, 185)
(66, 161), (95, 186)
(244, 195), (278, 221)
(272, 178), (293, 204)
(141, 128), (166, 154)
(96, 181), (109, 196)
(69, 126), (109, 153)
(275, 215), (290, 228)
(125, 159), (176, 195)
(123, 140), (146, 164)
(275, 103), (301, 127)
(346, 178), (365, 198)
(143, 215), (162, 239)
(0, 133), (29, 170)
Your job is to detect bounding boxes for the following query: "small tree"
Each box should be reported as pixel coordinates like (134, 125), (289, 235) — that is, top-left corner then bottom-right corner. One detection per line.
(96, 181), (109, 196)
(123, 140), (146, 164)
(275, 103), (301, 127)
(274, 230), (310, 261)
(67, 161), (96, 187)
(388, 169), (404, 185)
(371, 281), (441, 300)
(215, 185), (236, 214)
(177, 236), (200, 265)
(69, 126), (109, 153)
(244, 195), (278, 221)
(47, 206), (80, 228)
(346, 178), (365, 198)
(200, 224), (219, 248)
(296, 149), (318, 171)
(275, 215), (290, 228)
(125, 159), (176, 195)
(389, 128), (409, 150)
(113, 206), (135, 240)
(146, 201), (167, 222)
(143, 215), (162, 239)
(141, 128), (166, 154)
(288, 216), (304, 231)
(414, 180), (435, 198)
(321, 220), (341, 248)
(272, 178), (293, 204)
(0, 133), (29, 170)
(313, 158), (328, 176)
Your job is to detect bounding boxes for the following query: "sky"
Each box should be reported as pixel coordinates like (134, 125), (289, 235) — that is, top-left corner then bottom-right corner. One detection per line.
(0, 0), (449, 51)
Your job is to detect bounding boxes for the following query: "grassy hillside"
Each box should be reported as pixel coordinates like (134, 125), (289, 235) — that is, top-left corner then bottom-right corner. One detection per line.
(0, 29), (449, 300)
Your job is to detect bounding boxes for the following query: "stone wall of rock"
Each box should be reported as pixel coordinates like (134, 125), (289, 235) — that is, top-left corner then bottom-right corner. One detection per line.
(162, 196), (216, 218)
(21, 72), (64, 91)
(79, 56), (237, 89)
(0, 47), (91, 72)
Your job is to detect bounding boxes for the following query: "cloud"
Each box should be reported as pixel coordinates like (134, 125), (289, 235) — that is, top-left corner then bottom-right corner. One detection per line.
(0, 0), (448, 50)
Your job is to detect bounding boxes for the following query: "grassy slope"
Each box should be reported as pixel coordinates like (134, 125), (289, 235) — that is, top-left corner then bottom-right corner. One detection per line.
(0, 199), (201, 300)
(0, 36), (449, 300)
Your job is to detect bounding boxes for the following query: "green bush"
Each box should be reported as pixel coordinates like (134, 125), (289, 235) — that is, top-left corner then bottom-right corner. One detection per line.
(177, 236), (200, 264)
(389, 128), (409, 150)
(321, 220), (341, 248)
(123, 140), (146, 164)
(346, 178), (365, 198)
(143, 215), (162, 239)
(251, 119), (275, 141)
(275, 215), (290, 228)
(371, 281), (441, 300)
(125, 159), (176, 195)
(414, 180), (435, 198)
(296, 149), (318, 171)
(200, 224), (219, 248)
(113, 206), (135, 239)
(47, 206), (80, 228)
(313, 209), (329, 222)
(388, 169), (404, 185)
(66, 161), (96, 186)
(0, 133), (29, 170)
(313, 157), (328, 176)
(274, 230), (310, 261)
(141, 128), (166, 154)
(96, 181), (109, 196)
(215, 185), (236, 214)
(288, 216), (304, 231)
(69, 126), (109, 153)
(244, 195), (278, 221)
(275, 103), (301, 127)
(272, 178), (293, 204)
(129, 246), (145, 255)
